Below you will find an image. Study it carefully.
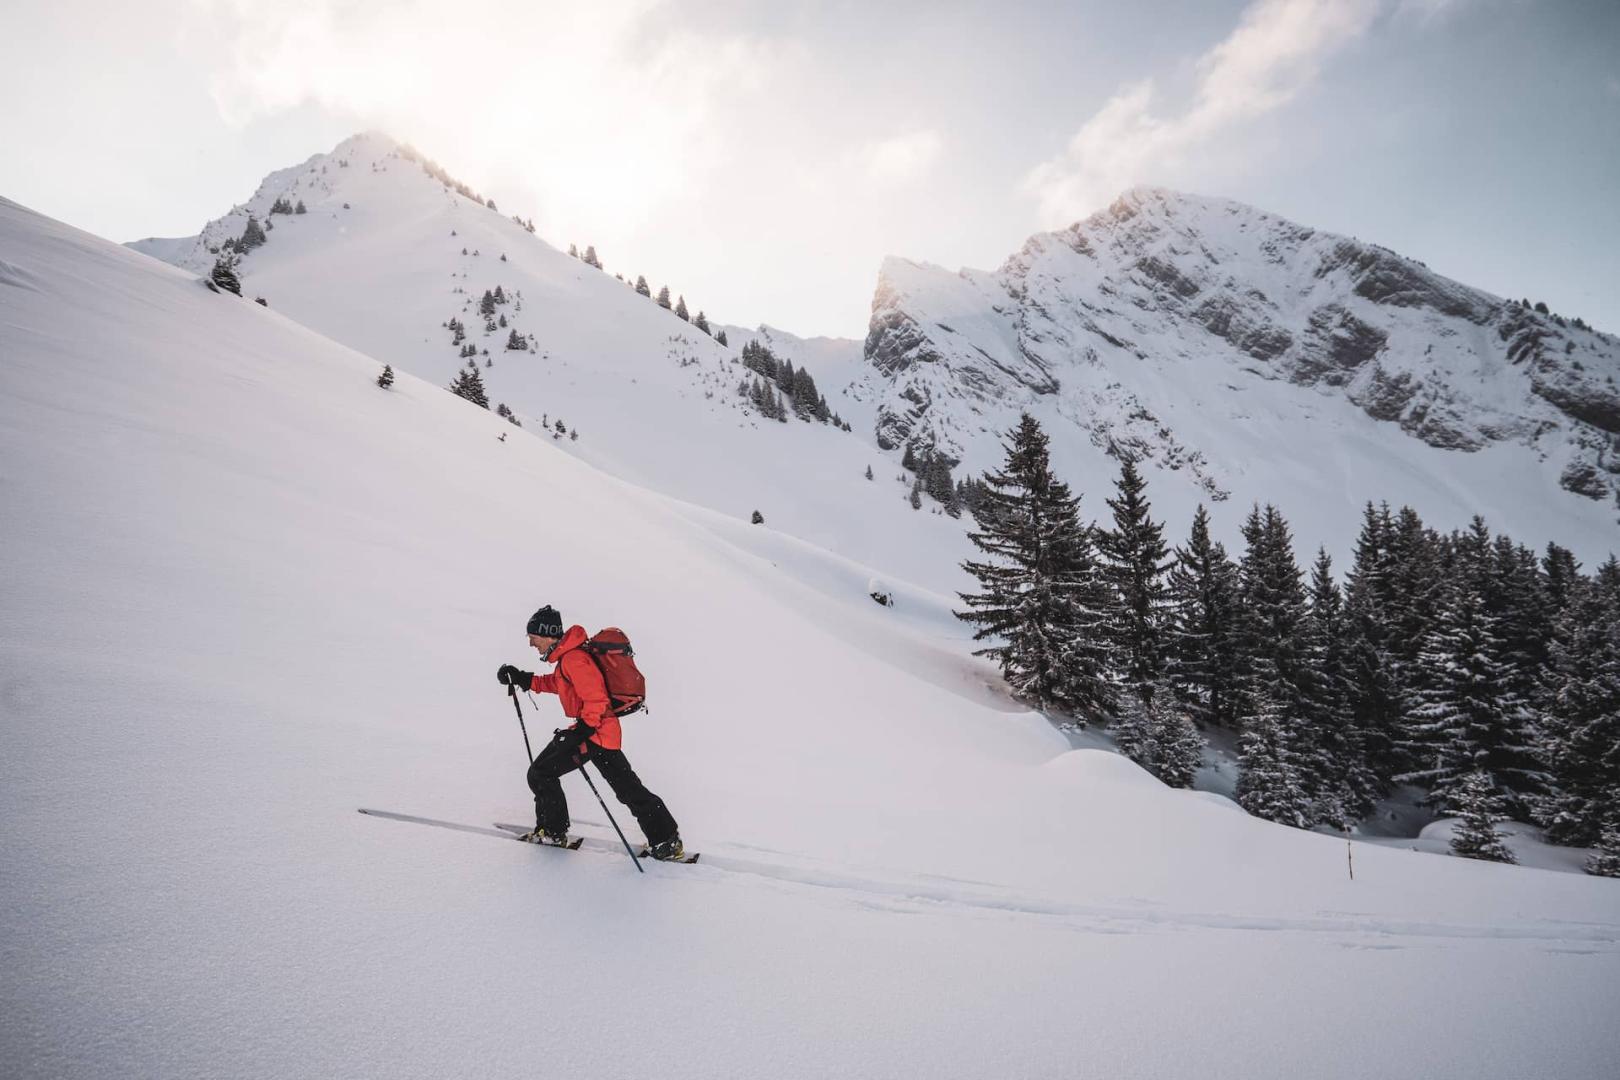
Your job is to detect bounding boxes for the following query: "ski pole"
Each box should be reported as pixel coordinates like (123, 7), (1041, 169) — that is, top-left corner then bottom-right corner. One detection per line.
(509, 684), (534, 764)
(514, 689), (643, 874)
(580, 761), (645, 874)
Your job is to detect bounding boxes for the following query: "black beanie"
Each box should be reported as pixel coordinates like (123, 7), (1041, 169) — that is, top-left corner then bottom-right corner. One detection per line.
(526, 605), (564, 637)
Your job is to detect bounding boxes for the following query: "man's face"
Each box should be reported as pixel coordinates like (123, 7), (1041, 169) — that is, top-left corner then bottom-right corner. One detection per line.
(528, 633), (558, 658)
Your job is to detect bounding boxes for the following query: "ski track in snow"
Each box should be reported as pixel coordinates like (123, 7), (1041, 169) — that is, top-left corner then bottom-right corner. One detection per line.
(361, 813), (1620, 953)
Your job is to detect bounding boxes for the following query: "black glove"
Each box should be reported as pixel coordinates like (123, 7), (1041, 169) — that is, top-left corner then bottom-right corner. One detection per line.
(497, 664), (534, 690)
(555, 722), (596, 751)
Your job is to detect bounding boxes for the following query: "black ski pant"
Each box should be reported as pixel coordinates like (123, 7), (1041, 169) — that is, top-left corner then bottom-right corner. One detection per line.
(526, 726), (679, 846)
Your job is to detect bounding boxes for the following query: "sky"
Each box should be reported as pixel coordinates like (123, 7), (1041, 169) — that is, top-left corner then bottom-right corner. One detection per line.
(1, 0), (1616, 339)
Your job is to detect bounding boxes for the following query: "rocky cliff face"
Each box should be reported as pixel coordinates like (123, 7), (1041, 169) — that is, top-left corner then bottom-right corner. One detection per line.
(855, 188), (1620, 515)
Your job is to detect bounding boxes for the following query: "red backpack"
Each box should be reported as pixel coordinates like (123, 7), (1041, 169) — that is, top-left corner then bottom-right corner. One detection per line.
(581, 627), (646, 716)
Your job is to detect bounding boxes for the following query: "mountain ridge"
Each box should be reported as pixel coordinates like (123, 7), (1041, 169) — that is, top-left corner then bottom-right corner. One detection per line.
(855, 185), (1619, 561)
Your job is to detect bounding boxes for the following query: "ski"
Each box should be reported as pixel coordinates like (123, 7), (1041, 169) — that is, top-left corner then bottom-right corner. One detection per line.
(495, 822), (699, 863)
(639, 847), (701, 865)
(359, 808), (583, 849)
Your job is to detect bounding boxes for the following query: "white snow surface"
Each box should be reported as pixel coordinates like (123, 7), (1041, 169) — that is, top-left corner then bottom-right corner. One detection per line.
(8, 196), (1620, 1078)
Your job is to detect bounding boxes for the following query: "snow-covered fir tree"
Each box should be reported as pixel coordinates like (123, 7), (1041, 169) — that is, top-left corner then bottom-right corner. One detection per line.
(656, 286), (671, 310)
(505, 329), (524, 350)
(210, 257), (241, 296)
(1446, 770), (1517, 864)
(1234, 505), (1310, 731)
(1097, 458), (1171, 703)
(1112, 687), (1204, 789)
(1587, 810), (1620, 877)
(956, 414), (1113, 715)
(583, 245), (600, 269)
(634, 275), (651, 297)
(1235, 676), (1312, 828)
(376, 363), (394, 389)
(1342, 502), (1406, 788)
(447, 364), (489, 409)
(716, 329), (729, 347)
(673, 295), (689, 321)
(239, 216), (267, 251)
(1399, 579), (1542, 814)
(1164, 505), (1241, 728)
(1302, 548), (1375, 827)
(1537, 557), (1620, 846)
(694, 311), (710, 334)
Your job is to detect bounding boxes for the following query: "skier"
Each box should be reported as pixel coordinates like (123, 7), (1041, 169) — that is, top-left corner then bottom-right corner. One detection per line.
(496, 605), (685, 860)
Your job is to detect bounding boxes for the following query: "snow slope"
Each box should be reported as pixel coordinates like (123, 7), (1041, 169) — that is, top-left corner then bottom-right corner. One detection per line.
(855, 188), (1620, 566)
(127, 133), (972, 593)
(8, 200), (1620, 1077)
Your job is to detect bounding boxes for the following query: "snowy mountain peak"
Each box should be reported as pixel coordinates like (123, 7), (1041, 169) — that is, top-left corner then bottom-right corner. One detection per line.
(858, 188), (1619, 560)
(124, 135), (974, 591)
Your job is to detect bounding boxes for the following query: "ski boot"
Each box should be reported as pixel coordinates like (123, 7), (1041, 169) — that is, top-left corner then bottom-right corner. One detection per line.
(517, 826), (573, 847)
(647, 835), (685, 861)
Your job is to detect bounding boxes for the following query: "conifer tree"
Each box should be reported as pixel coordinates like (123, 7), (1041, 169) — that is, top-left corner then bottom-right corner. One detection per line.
(1151, 704), (1206, 789)
(1447, 770), (1517, 863)
(1113, 688), (1205, 788)
(751, 510), (764, 525)
(294, 200), (307, 214)
(479, 290), (496, 317)
(635, 275), (651, 297)
(239, 216), (267, 251)
(210, 257), (242, 296)
(792, 367), (820, 419)
(675, 295), (690, 321)
(1303, 549), (1373, 825)
(1343, 502), (1406, 785)
(956, 414), (1113, 715)
(1164, 505), (1241, 727)
(447, 364), (489, 409)
(1487, 536), (1552, 707)
(1384, 506), (1444, 707)
(583, 245), (600, 269)
(1112, 688), (1154, 765)
(1541, 543), (1581, 617)
(1399, 581), (1541, 812)
(1587, 809), (1620, 877)
(506, 329), (524, 350)
(1236, 676), (1312, 827)
(1097, 458), (1171, 703)
(716, 329), (729, 347)
(901, 443), (918, 472)
(376, 364), (395, 389)
(695, 311), (711, 334)
(865, 465), (874, 481)
(657, 286), (672, 310)
(1235, 505), (1310, 726)
(1538, 558), (1620, 846)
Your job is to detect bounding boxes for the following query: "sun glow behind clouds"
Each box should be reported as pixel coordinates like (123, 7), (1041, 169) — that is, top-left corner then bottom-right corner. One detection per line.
(201, 0), (765, 236)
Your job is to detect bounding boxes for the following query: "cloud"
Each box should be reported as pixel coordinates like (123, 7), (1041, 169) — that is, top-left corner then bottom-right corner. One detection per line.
(856, 130), (945, 187)
(193, 0), (769, 235)
(1023, 0), (1382, 225)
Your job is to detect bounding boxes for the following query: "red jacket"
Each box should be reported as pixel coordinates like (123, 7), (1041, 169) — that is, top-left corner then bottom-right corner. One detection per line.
(527, 625), (622, 750)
